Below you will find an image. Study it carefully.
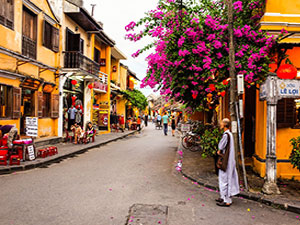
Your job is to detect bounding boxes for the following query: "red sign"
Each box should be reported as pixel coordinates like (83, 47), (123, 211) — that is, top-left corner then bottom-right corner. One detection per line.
(100, 59), (106, 67)
(94, 81), (108, 92)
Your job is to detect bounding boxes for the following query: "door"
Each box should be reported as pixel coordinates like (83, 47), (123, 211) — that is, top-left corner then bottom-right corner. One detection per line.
(244, 86), (256, 157)
(66, 29), (80, 51)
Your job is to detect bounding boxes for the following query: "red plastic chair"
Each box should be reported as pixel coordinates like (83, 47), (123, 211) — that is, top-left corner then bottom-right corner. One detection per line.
(9, 155), (20, 166)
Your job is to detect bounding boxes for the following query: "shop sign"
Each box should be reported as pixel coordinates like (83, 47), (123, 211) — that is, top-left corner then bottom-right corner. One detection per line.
(99, 101), (109, 110)
(100, 59), (106, 67)
(181, 124), (191, 132)
(25, 117), (38, 137)
(94, 81), (108, 93)
(27, 145), (36, 161)
(99, 110), (108, 127)
(278, 80), (300, 98)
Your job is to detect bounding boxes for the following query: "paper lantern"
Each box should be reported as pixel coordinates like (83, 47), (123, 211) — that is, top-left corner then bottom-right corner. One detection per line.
(88, 84), (93, 89)
(71, 80), (77, 85)
(277, 64), (297, 79)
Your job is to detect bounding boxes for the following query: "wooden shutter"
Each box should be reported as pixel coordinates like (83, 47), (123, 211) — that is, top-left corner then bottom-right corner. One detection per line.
(50, 94), (59, 118)
(277, 98), (295, 128)
(6, 0), (14, 29)
(0, 0), (5, 26)
(12, 87), (21, 119)
(37, 92), (43, 118)
(52, 26), (59, 52)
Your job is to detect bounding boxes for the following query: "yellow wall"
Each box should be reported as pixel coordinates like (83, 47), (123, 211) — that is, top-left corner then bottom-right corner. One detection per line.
(254, 90), (300, 180)
(258, 2), (300, 180)
(0, 0), (59, 138)
(261, 0), (300, 37)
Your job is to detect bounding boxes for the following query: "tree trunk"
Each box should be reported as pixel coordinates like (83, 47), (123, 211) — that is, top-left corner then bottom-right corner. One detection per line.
(227, 0), (240, 173)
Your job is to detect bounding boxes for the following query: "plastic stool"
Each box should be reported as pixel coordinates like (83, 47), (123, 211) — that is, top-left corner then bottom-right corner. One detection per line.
(0, 154), (7, 166)
(9, 155), (20, 166)
(38, 149), (47, 158)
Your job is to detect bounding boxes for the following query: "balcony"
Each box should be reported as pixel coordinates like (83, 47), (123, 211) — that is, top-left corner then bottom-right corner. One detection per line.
(64, 51), (100, 76)
(22, 35), (37, 59)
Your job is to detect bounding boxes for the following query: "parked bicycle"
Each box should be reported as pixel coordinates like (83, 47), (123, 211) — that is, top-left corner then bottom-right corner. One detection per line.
(180, 120), (204, 152)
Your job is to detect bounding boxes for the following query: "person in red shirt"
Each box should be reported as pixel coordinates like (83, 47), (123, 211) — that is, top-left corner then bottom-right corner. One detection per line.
(137, 116), (141, 131)
(119, 114), (125, 132)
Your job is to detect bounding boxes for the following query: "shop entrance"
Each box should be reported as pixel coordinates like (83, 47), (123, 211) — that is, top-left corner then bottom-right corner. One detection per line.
(21, 89), (35, 135)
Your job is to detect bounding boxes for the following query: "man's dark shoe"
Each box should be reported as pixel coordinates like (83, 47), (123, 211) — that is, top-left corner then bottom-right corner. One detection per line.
(215, 198), (223, 203)
(216, 202), (231, 207)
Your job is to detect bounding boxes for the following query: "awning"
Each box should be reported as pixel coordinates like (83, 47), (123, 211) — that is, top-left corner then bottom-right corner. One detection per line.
(0, 70), (26, 80)
(64, 1), (102, 32)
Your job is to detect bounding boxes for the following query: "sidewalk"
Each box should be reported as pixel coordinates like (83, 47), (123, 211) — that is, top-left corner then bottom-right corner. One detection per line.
(0, 130), (136, 175)
(177, 143), (300, 214)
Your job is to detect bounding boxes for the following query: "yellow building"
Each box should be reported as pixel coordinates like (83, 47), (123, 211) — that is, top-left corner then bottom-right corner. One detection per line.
(254, 0), (300, 180)
(52, 0), (114, 135)
(0, 0), (60, 138)
(110, 48), (127, 121)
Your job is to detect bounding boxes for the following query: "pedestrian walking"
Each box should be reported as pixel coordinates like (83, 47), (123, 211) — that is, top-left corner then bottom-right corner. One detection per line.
(137, 116), (141, 131)
(171, 113), (176, 136)
(162, 112), (169, 136)
(144, 114), (148, 127)
(157, 114), (162, 126)
(216, 118), (240, 207)
(119, 115), (125, 132)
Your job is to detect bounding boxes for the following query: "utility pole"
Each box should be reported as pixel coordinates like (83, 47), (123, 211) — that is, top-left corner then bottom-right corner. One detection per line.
(91, 4), (96, 16)
(227, 0), (240, 176)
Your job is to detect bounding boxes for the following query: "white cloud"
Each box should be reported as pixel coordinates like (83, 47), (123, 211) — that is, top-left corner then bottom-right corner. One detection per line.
(84, 0), (159, 97)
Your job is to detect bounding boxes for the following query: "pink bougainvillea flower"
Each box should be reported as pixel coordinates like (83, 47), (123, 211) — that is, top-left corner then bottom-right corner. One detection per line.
(233, 1), (243, 13)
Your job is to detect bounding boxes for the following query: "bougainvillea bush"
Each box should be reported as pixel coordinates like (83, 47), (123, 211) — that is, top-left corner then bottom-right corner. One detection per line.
(126, 0), (281, 110)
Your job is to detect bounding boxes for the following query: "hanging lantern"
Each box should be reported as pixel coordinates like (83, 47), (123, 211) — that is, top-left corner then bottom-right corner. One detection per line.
(71, 80), (78, 85)
(88, 84), (93, 89)
(277, 64), (297, 79)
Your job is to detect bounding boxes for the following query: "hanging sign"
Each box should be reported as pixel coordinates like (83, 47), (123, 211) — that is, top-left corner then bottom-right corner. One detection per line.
(25, 117), (38, 137)
(277, 80), (300, 98)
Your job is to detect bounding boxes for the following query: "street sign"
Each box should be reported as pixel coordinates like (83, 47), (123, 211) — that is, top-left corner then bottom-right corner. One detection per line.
(259, 83), (267, 101)
(277, 80), (300, 98)
(25, 117), (38, 137)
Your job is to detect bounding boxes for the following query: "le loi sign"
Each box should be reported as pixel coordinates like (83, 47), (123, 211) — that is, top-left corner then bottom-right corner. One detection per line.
(277, 80), (300, 98)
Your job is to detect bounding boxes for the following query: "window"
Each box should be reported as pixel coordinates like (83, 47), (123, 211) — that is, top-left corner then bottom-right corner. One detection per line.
(22, 7), (37, 59)
(43, 20), (59, 52)
(42, 93), (51, 117)
(94, 48), (101, 63)
(277, 98), (296, 128)
(0, 0), (14, 30)
(0, 84), (12, 118)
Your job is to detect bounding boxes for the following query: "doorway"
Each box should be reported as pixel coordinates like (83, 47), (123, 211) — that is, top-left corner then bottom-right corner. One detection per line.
(244, 86), (256, 157)
(21, 88), (35, 135)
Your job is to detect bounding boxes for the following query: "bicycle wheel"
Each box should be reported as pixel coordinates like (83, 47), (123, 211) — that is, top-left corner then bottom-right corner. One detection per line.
(188, 135), (201, 152)
(181, 134), (193, 149)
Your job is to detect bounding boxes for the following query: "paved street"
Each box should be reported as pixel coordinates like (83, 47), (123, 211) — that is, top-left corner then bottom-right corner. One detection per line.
(0, 124), (299, 225)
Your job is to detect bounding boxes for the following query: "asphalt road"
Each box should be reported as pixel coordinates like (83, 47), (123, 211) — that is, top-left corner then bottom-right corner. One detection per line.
(0, 124), (299, 225)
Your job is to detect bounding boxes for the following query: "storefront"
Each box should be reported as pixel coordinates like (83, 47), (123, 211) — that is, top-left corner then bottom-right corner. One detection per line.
(92, 81), (109, 131)
(63, 78), (84, 130)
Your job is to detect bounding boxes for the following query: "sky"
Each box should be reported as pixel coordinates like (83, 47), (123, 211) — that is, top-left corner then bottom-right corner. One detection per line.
(84, 0), (159, 97)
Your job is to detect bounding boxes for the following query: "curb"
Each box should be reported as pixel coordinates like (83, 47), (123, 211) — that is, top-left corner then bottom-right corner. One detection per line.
(177, 149), (300, 215)
(0, 131), (137, 175)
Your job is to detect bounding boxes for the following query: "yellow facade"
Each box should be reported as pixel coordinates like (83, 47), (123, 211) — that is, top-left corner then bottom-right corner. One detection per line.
(254, 1), (300, 180)
(0, 0), (59, 138)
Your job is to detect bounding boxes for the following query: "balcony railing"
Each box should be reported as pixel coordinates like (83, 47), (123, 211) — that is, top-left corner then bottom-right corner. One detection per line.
(22, 35), (37, 59)
(64, 51), (100, 76)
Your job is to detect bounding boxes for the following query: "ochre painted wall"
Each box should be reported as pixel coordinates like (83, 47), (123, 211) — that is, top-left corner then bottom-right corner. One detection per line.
(0, 0), (59, 138)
